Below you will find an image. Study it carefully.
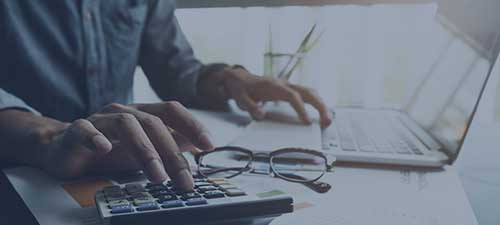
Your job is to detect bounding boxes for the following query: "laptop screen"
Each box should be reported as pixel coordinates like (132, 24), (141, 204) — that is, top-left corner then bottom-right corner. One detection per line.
(404, 0), (500, 159)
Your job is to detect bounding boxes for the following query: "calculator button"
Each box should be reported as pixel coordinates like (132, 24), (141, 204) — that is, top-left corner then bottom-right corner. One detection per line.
(203, 191), (225, 199)
(108, 199), (130, 208)
(218, 184), (238, 190)
(131, 192), (152, 199)
(157, 194), (178, 203)
(103, 185), (121, 193)
(181, 192), (201, 200)
(125, 184), (145, 194)
(136, 202), (159, 211)
(105, 190), (126, 197)
(194, 182), (212, 187)
(106, 195), (127, 202)
(147, 184), (168, 191)
(110, 205), (134, 214)
(185, 197), (208, 206)
(211, 180), (231, 186)
(149, 189), (172, 197)
(173, 189), (194, 195)
(193, 178), (207, 182)
(134, 197), (155, 206)
(207, 178), (227, 182)
(225, 188), (246, 197)
(197, 186), (219, 193)
(161, 200), (184, 208)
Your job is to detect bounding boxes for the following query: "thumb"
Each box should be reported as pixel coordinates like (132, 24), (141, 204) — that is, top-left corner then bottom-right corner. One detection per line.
(65, 119), (112, 155)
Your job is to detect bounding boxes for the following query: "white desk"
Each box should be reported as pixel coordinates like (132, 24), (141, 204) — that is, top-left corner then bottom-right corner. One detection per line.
(191, 109), (479, 225)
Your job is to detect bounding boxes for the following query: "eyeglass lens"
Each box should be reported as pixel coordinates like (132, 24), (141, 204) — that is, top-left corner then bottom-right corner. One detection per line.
(198, 147), (327, 183)
(198, 149), (252, 178)
(270, 151), (327, 183)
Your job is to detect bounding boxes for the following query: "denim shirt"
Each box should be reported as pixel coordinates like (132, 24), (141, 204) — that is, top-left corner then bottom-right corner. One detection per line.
(0, 0), (225, 122)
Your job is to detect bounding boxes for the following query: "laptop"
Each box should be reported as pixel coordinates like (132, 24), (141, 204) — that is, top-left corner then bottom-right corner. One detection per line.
(322, 17), (500, 168)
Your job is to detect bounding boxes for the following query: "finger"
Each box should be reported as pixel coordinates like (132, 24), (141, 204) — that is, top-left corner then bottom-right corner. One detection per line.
(94, 113), (168, 183)
(233, 93), (265, 120)
(66, 119), (112, 155)
(138, 101), (214, 151)
(290, 84), (332, 127)
(107, 106), (194, 190)
(276, 86), (312, 124)
(171, 131), (198, 153)
(134, 112), (194, 190)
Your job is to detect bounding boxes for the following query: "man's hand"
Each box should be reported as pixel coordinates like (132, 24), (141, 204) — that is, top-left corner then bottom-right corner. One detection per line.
(2, 102), (214, 191)
(221, 67), (332, 127)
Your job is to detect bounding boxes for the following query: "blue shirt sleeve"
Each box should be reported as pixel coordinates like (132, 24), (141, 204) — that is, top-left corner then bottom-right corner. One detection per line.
(0, 89), (40, 115)
(139, 0), (227, 104)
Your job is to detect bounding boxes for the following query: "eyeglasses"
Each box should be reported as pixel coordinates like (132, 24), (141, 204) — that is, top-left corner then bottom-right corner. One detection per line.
(194, 146), (334, 193)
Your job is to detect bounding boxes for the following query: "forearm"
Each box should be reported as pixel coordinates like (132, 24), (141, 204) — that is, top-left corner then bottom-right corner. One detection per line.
(0, 109), (67, 168)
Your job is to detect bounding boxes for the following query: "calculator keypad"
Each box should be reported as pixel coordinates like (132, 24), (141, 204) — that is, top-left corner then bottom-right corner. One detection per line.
(102, 178), (246, 214)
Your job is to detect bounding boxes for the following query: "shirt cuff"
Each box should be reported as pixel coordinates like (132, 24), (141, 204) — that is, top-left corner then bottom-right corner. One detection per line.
(190, 63), (228, 97)
(0, 89), (41, 115)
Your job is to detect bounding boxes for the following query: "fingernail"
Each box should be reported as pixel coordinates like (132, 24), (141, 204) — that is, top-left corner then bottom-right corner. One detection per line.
(253, 109), (266, 120)
(146, 159), (168, 183)
(92, 135), (112, 154)
(175, 169), (194, 191)
(198, 132), (215, 151)
(304, 115), (312, 124)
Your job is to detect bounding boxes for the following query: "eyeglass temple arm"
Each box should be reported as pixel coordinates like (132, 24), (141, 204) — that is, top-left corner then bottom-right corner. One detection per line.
(199, 166), (251, 176)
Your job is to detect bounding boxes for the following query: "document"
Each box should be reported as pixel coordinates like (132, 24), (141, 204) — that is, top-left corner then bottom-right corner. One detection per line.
(4, 167), (105, 225)
(267, 166), (478, 225)
(189, 109), (249, 147)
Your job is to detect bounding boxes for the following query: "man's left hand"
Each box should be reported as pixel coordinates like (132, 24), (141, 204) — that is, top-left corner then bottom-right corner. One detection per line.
(220, 67), (332, 128)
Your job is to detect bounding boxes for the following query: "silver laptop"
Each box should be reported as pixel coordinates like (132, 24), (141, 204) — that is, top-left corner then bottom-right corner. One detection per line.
(322, 8), (500, 167)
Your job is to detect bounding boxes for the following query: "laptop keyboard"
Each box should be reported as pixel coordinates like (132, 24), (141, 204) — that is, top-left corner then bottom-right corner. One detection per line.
(324, 111), (423, 155)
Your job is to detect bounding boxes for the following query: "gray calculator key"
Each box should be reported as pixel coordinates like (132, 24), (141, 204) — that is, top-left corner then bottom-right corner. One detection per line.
(161, 200), (184, 208)
(197, 186), (218, 193)
(194, 182), (212, 187)
(131, 192), (152, 199)
(185, 197), (208, 206)
(150, 189), (172, 197)
(147, 184), (168, 191)
(225, 188), (246, 197)
(106, 195), (127, 202)
(125, 184), (145, 194)
(181, 192), (201, 200)
(108, 199), (130, 209)
(203, 191), (225, 199)
(157, 194), (177, 203)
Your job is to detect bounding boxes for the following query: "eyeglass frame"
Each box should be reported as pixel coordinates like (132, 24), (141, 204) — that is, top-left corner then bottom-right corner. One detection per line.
(194, 146), (334, 183)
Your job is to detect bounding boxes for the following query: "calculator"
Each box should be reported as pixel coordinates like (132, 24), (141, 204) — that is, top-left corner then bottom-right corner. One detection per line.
(95, 176), (294, 225)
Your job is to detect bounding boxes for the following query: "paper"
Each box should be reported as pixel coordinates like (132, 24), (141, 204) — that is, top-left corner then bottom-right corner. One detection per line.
(189, 109), (249, 147)
(229, 104), (322, 152)
(61, 179), (113, 208)
(4, 167), (102, 225)
(268, 166), (478, 225)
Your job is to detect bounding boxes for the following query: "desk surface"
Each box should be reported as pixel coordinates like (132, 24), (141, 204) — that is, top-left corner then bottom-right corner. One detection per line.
(1, 164), (477, 225)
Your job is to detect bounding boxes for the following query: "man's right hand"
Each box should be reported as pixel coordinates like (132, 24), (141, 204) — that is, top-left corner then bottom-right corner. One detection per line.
(15, 102), (214, 191)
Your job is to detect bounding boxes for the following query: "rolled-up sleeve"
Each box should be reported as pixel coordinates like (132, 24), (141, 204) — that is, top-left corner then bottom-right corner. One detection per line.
(0, 89), (40, 114)
(139, 0), (227, 104)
